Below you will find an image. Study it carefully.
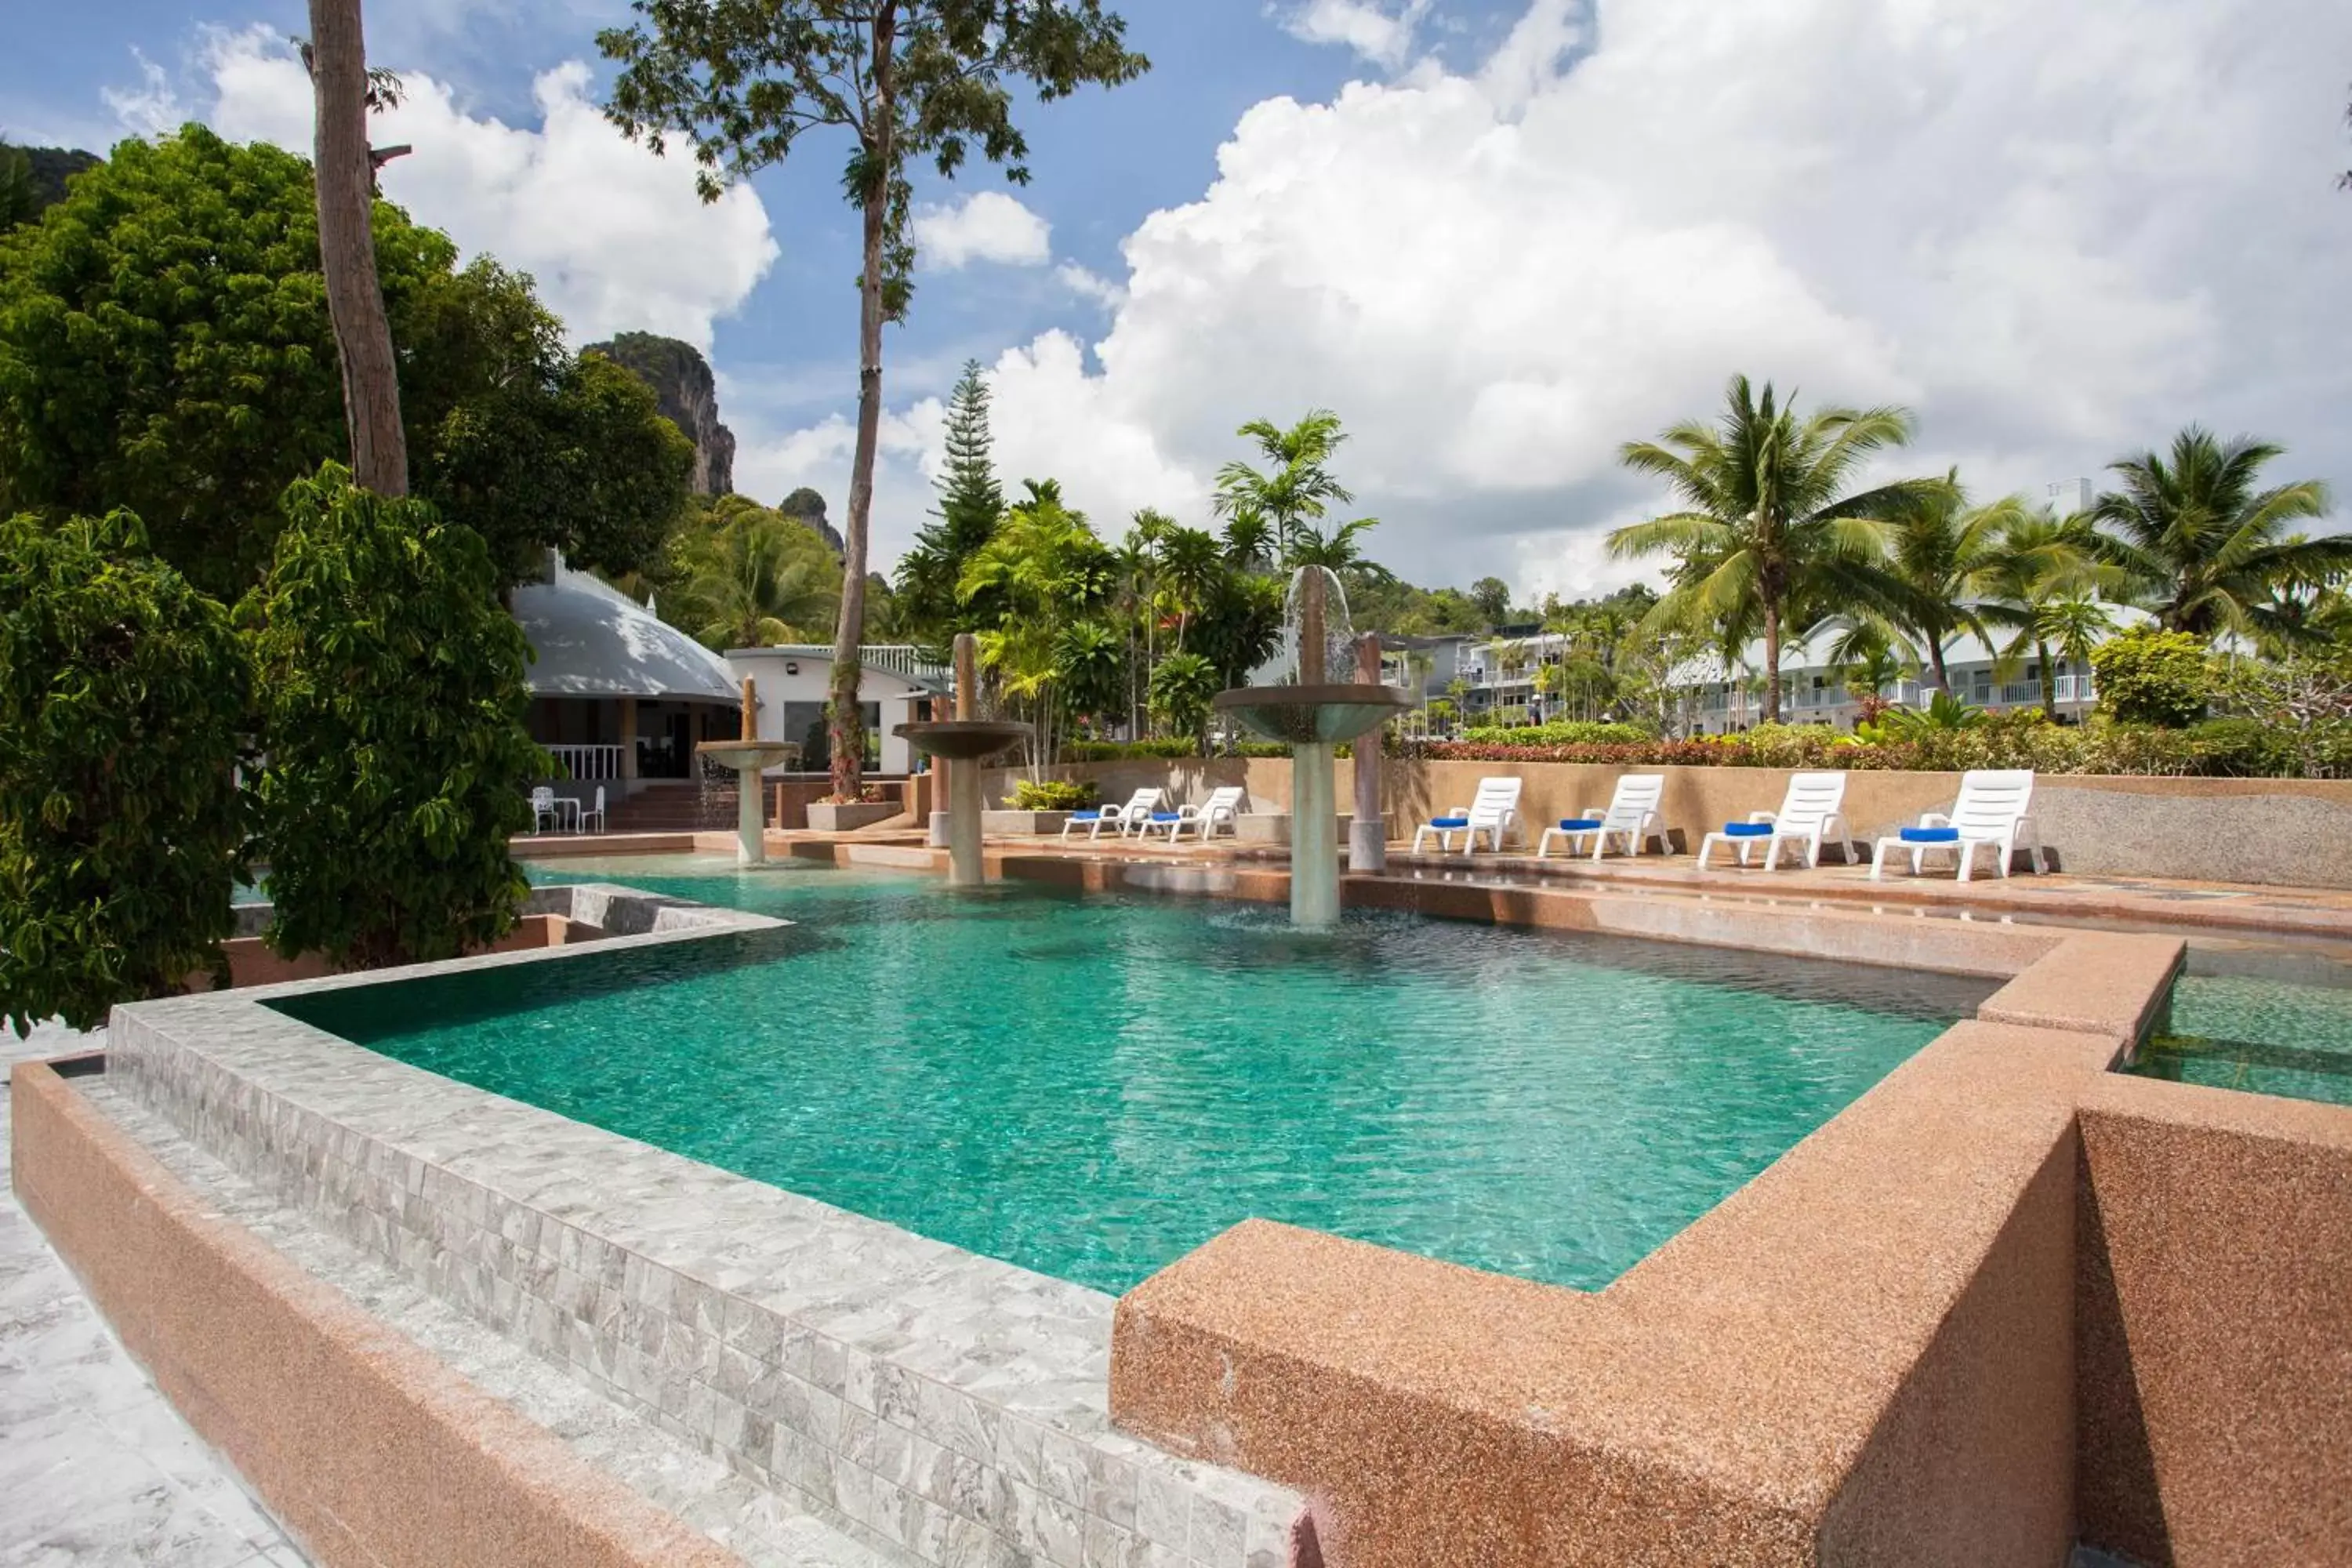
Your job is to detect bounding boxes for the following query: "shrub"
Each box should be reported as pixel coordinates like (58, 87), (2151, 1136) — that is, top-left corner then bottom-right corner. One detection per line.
(242, 466), (543, 970)
(1459, 720), (1655, 748)
(2090, 627), (2211, 727)
(1007, 779), (1098, 811)
(1062, 737), (1202, 761)
(0, 510), (249, 1031)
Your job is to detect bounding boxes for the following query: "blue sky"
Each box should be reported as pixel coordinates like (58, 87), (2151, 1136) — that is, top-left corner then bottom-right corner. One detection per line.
(9, 2), (2351, 593)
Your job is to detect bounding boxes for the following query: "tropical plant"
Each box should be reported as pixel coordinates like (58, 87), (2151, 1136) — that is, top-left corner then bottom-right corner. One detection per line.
(1868, 474), (2042, 691)
(0, 129), (689, 599)
(2089, 626), (2212, 728)
(0, 143), (34, 232)
(895, 358), (1004, 648)
(957, 480), (1116, 779)
(1149, 651), (1218, 753)
(242, 465), (542, 970)
(1214, 410), (1362, 567)
(1862, 690), (1988, 740)
(0, 510), (249, 1032)
(1609, 375), (1940, 722)
(665, 498), (840, 649)
(1007, 779), (1098, 811)
(600, 0), (1149, 804)
(1154, 524), (1224, 649)
(2089, 427), (2342, 637)
(1288, 515), (1378, 570)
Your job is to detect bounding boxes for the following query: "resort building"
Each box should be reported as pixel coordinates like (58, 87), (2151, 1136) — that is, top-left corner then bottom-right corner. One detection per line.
(721, 644), (953, 776)
(1672, 630), (2103, 733)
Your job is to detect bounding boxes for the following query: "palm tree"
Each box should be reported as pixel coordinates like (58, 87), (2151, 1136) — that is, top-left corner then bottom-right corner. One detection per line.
(1983, 508), (2118, 717)
(1153, 526), (1224, 651)
(1287, 517), (1377, 571)
(1214, 410), (1355, 565)
(2089, 427), (2342, 637)
(1875, 474), (2036, 692)
(668, 506), (838, 651)
(1609, 376), (1939, 722)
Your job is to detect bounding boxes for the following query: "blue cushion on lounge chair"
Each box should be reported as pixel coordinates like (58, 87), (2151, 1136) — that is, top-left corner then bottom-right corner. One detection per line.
(1149, 811), (1181, 822)
(1430, 815), (1471, 829)
(1069, 810), (1103, 821)
(1722, 822), (1773, 837)
(1900, 826), (1962, 844)
(1556, 817), (1604, 831)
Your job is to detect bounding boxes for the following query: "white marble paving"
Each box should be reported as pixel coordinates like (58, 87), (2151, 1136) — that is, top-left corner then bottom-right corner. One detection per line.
(2, 1023), (309, 1568)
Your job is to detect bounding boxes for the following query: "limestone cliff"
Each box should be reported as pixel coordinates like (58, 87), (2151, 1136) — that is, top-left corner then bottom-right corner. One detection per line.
(582, 332), (736, 496)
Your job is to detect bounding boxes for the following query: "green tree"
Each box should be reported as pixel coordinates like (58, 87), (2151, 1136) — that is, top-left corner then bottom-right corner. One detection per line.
(1608, 375), (1936, 723)
(1149, 651), (1218, 753)
(243, 465), (543, 970)
(1874, 474), (2036, 691)
(895, 358), (1004, 647)
(665, 495), (840, 649)
(1154, 525), (1224, 650)
(0, 129), (687, 601)
(957, 479), (1116, 776)
(1213, 410), (1359, 567)
(1469, 575), (1512, 627)
(1983, 507), (2116, 717)
(0, 144), (33, 231)
(0, 510), (249, 1032)
(1289, 515), (1377, 570)
(2089, 626), (2212, 728)
(601, 0), (1149, 803)
(2091, 427), (2342, 637)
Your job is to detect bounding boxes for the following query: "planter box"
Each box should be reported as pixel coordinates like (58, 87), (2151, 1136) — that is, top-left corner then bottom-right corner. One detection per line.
(1235, 813), (1352, 845)
(805, 800), (902, 833)
(982, 809), (1073, 835)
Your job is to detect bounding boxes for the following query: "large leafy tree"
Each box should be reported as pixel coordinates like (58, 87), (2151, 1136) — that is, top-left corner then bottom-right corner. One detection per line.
(0, 127), (688, 600)
(956, 479), (1116, 776)
(2089, 426), (2342, 638)
(1214, 409), (1358, 567)
(0, 510), (249, 1032)
(894, 358), (1004, 646)
(1608, 375), (1936, 722)
(665, 495), (840, 649)
(600, 0), (1149, 803)
(243, 465), (542, 971)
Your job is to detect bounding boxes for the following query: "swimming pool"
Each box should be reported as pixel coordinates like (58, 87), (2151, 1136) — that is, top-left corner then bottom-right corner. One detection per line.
(270, 855), (1993, 1294)
(2131, 971), (2352, 1107)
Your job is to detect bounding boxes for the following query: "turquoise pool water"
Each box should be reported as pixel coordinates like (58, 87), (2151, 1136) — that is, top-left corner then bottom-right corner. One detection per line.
(2131, 972), (2352, 1107)
(270, 855), (1991, 1294)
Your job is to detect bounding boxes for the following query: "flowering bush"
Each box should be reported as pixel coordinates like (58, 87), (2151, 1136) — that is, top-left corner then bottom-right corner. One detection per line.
(1007, 779), (1100, 811)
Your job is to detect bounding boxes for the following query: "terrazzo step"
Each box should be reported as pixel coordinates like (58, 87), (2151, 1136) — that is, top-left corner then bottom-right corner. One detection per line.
(72, 1078), (913, 1568)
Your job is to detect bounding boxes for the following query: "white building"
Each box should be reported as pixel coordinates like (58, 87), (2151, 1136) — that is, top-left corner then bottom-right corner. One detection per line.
(722, 645), (952, 777)
(1671, 629), (2103, 734)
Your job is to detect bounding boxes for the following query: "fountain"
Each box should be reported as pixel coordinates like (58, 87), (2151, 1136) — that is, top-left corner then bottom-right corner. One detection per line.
(895, 633), (1032, 887)
(695, 677), (798, 866)
(1212, 567), (1412, 927)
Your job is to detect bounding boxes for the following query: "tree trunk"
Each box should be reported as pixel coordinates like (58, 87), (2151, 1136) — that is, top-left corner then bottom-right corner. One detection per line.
(827, 13), (895, 802)
(2037, 637), (2060, 720)
(1761, 598), (1782, 724)
(308, 0), (406, 495)
(1926, 638), (1951, 694)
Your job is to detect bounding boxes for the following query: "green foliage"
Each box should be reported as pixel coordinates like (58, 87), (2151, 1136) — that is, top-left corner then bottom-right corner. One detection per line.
(895, 359), (1003, 648)
(242, 466), (542, 971)
(662, 495), (839, 649)
(1149, 651), (1218, 750)
(1468, 575), (1512, 627)
(1460, 720), (1654, 747)
(958, 480), (1116, 775)
(0, 145), (32, 232)
(0, 510), (249, 1032)
(1858, 690), (1988, 741)
(1007, 779), (1098, 811)
(2089, 626), (2212, 728)
(0, 142), (97, 232)
(1212, 409), (1377, 570)
(0, 129), (684, 600)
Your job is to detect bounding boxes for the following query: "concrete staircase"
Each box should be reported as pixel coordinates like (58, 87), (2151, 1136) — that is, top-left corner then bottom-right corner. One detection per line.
(604, 781), (739, 833)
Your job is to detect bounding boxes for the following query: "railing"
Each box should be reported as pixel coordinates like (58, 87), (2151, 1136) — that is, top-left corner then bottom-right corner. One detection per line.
(766, 644), (950, 684)
(544, 743), (623, 780)
(1994, 681), (2042, 706)
(2054, 673), (2096, 703)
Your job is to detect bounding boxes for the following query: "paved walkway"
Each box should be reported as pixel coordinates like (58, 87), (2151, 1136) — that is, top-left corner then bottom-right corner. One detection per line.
(2, 1023), (309, 1568)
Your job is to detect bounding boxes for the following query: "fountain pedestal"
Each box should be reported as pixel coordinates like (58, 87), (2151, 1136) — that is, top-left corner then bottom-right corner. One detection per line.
(694, 740), (797, 866)
(895, 633), (1031, 887)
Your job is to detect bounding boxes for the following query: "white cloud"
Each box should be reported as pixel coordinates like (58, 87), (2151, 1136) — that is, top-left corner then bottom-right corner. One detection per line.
(910, 191), (1052, 270)
(101, 50), (184, 136)
(1281, 0), (1432, 71)
(1055, 263), (1127, 310)
(880, 0), (2352, 599)
(198, 27), (776, 351)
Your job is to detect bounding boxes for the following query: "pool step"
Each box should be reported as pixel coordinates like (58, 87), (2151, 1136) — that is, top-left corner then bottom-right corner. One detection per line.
(71, 1077), (915, 1568)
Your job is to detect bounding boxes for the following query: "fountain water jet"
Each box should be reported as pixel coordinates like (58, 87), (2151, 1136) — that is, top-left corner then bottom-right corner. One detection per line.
(895, 633), (1031, 887)
(1211, 568), (1411, 927)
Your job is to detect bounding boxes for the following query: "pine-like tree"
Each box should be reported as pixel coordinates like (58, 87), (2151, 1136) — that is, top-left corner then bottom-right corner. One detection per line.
(894, 360), (1005, 648)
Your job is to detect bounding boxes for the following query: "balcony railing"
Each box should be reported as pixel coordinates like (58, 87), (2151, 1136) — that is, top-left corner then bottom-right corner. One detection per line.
(543, 743), (624, 780)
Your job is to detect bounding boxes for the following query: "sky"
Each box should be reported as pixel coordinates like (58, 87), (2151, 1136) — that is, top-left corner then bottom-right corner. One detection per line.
(9, 1), (2352, 601)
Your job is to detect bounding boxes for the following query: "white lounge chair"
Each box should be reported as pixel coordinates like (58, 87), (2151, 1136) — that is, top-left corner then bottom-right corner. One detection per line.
(1411, 777), (1523, 855)
(579, 785), (607, 835)
(1537, 774), (1665, 861)
(1870, 769), (2045, 882)
(529, 786), (561, 833)
(1139, 786), (1246, 843)
(1060, 787), (1165, 843)
(1697, 771), (1849, 871)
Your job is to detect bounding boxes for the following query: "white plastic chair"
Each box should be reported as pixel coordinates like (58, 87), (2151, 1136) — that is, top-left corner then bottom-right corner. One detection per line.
(1697, 772), (1849, 871)
(579, 785), (607, 835)
(1140, 786), (1245, 843)
(1060, 787), (1164, 843)
(1870, 769), (2044, 882)
(529, 786), (560, 833)
(1537, 774), (1667, 861)
(1411, 777), (1523, 855)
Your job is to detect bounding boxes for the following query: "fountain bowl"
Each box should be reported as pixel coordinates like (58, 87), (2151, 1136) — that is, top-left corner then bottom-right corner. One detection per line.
(1212, 684), (1414, 745)
(695, 739), (800, 771)
(895, 719), (1034, 761)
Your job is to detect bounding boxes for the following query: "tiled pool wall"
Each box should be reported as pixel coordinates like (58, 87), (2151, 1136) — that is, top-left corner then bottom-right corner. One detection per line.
(98, 883), (1304, 1568)
(22, 861), (2352, 1566)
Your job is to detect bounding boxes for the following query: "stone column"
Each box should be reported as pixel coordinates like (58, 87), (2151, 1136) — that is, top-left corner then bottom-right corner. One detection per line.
(947, 636), (985, 887)
(618, 696), (639, 781)
(1350, 633), (1387, 873)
